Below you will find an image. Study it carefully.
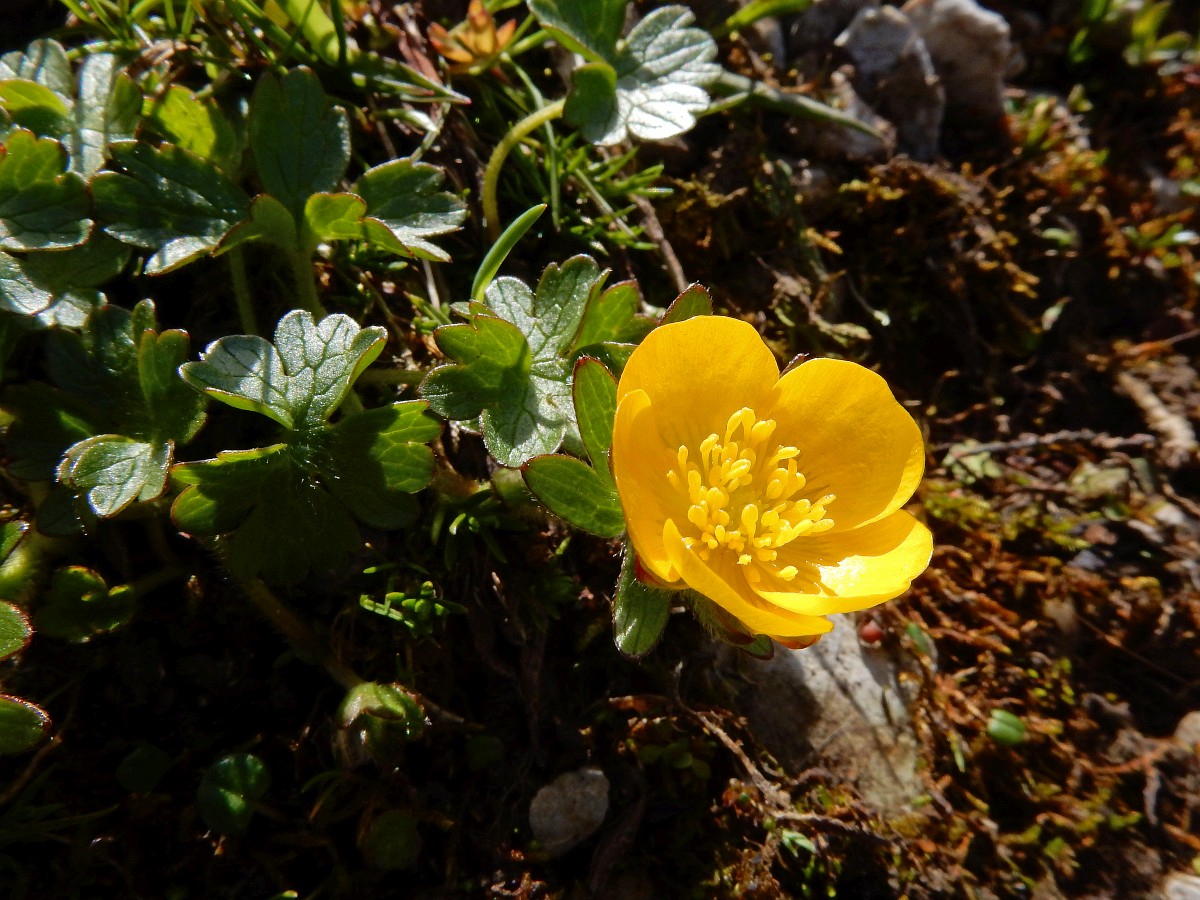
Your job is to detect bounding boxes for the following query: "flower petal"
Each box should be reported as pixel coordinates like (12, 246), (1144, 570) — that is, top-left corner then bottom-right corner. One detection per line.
(767, 358), (924, 531)
(664, 520), (834, 638)
(617, 317), (779, 450)
(753, 511), (933, 615)
(611, 388), (685, 583)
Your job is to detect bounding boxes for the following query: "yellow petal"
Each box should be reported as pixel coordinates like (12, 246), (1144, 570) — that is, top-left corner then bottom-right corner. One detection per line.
(664, 520), (834, 638)
(767, 358), (924, 531)
(616, 317), (779, 450)
(753, 511), (933, 615)
(611, 388), (685, 583)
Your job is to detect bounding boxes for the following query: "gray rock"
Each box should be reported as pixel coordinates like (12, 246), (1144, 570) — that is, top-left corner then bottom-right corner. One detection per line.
(1162, 874), (1200, 900)
(529, 766), (610, 857)
(835, 5), (945, 159)
(903, 0), (1013, 123)
(1173, 710), (1200, 750)
(789, 0), (880, 73)
(735, 616), (925, 819)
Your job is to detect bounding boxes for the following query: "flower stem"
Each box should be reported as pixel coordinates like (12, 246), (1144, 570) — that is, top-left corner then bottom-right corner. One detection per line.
(238, 570), (365, 691)
(227, 246), (258, 335)
(287, 248), (326, 318)
(481, 97), (565, 240)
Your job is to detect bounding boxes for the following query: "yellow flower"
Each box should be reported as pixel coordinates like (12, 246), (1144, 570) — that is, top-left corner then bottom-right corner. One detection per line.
(611, 316), (932, 644)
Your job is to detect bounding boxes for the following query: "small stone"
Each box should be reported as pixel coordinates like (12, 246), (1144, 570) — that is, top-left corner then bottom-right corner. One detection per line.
(902, 0), (1013, 123)
(835, 5), (945, 159)
(529, 766), (610, 857)
(789, 0), (881, 73)
(1173, 710), (1200, 751)
(1163, 874), (1200, 900)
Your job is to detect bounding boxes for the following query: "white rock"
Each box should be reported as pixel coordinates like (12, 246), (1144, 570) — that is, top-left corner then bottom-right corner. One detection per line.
(835, 5), (945, 159)
(529, 766), (610, 857)
(735, 616), (925, 818)
(1162, 874), (1200, 900)
(902, 0), (1013, 122)
(1173, 710), (1200, 750)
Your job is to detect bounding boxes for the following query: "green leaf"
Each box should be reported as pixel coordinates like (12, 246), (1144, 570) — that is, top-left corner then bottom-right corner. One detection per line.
(248, 68), (349, 223)
(422, 257), (608, 467)
(197, 753), (271, 837)
(0, 129), (90, 251)
(339, 682), (425, 749)
(117, 743), (174, 793)
(361, 810), (423, 871)
(354, 158), (467, 262)
(0, 694), (50, 756)
(0, 40), (72, 96)
(181, 309), (386, 430)
(661, 282), (713, 324)
(523, 454), (625, 536)
(143, 84), (240, 173)
(0, 235), (129, 326)
(57, 436), (170, 516)
(5, 300), (205, 518)
(987, 709), (1027, 747)
(216, 194), (298, 254)
(572, 357), (617, 474)
(301, 191), (375, 250)
(471, 204), (546, 302)
(0, 45), (140, 176)
(93, 141), (250, 274)
(573, 280), (652, 350)
(561, 6), (719, 146)
(66, 53), (142, 177)
(563, 61), (618, 142)
(33, 565), (135, 641)
(487, 255), (604, 361)
(613, 550), (672, 657)
(0, 600), (31, 660)
(528, 0), (628, 61)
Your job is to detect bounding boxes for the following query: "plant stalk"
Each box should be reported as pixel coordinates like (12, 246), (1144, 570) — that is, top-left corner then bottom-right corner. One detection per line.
(287, 248), (326, 318)
(481, 98), (566, 240)
(710, 70), (881, 138)
(227, 246), (258, 335)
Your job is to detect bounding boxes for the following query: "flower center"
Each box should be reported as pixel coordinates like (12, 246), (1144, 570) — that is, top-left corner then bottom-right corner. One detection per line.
(666, 407), (835, 582)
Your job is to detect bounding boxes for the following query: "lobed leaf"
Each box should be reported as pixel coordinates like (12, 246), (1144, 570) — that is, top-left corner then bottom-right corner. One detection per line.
(93, 141), (250, 275)
(143, 84), (241, 173)
(57, 435), (171, 517)
(181, 310), (386, 430)
(34, 565), (135, 642)
(528, 0), (628, 61)
(197, 753), (271, 837)
(0, 234), (129, 326)
(613, 550), (672, 657)
(0, 129), (90, 251)
(354, 158), (467, 262)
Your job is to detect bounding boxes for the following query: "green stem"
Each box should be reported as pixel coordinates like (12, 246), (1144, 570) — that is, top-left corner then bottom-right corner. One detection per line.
(286, 248), (325, 318)
(709, 70), (881, 138)
(227, 246), (257, 335)
(481, 98), (566, 241)
(273, 0), (353, 67)
(236, 569), (364, 691)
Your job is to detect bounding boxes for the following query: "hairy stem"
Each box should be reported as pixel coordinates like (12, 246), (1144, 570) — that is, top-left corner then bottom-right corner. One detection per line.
(481, 98), (565, 240)
(287, 248), (325, 318)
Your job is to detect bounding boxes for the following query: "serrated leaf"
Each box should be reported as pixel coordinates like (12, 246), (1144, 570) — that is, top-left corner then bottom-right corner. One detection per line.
(0, 128), (89, 250)
(355, 158), (467, 262)
(197, 753), (271, 836)
(181, 310), (386, 430)
(572, 357), (617, 474)
(422, 258), (608, 467)
(561, 6), (719, 146)
(57, 435), (170, 516)
(248, 68), (349, 223)
(0, 601), (31, 660)
(528, 0), (628, 61)
(563, 62), (619, 142)
(523, 454), (624, 536)
(661, 282), (712, 324)
(93, 141), (250, 275)
(144, 84), (240, 173)
(34, 565), (135, 641)
(0, 235), (130, 324)
(486, 255), (604, 361)
(613, 550), (672, 657)
(0, 694), (50, 756)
